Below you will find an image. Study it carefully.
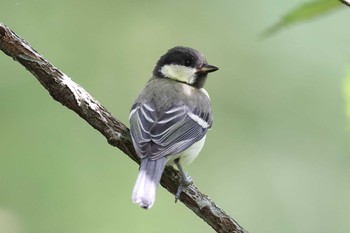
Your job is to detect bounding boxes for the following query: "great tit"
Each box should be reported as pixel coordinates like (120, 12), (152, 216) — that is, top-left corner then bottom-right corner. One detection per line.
(129, 46), (218, 209)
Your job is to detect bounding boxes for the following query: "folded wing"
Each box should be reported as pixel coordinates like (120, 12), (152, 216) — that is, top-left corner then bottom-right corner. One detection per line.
(129, 101), (212, 160)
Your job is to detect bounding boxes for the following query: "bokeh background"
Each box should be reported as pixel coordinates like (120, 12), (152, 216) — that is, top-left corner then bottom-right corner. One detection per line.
(1, 1), (350, 233)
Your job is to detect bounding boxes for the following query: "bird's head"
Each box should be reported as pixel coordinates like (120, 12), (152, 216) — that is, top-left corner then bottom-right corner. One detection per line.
(153, 46), (218, 88)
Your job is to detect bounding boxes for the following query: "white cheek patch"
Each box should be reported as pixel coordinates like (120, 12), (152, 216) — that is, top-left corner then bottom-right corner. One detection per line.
(160, 64), (196, 84)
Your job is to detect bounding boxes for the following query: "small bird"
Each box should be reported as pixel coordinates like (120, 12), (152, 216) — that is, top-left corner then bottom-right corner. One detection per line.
(129, 46), (218, 209)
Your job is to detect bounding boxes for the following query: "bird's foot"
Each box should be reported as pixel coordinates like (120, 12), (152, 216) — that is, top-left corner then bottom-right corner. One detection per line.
(175, 172), (193, 203)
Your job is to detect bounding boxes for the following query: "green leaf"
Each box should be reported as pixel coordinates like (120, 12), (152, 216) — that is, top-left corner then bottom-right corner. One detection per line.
(263, 0), (342, 37)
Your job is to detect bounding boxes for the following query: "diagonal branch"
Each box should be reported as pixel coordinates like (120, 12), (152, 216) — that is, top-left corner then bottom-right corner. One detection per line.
(340, 0), (350, 7)
(0, 23), (248, 233)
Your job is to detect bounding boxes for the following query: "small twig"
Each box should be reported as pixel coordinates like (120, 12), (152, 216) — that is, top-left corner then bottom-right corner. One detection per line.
(0, 23), (248, 233)
(340, 0), (350, 7)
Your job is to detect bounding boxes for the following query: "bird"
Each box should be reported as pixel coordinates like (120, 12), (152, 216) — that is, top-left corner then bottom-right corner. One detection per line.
(129, 46), (218, 209)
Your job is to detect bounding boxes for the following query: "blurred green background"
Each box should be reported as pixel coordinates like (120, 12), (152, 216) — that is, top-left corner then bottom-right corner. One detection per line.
(1, 1), (350, 233)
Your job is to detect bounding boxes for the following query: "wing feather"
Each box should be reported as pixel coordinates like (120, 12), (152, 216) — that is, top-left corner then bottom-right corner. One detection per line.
(130, 101), (212, 160)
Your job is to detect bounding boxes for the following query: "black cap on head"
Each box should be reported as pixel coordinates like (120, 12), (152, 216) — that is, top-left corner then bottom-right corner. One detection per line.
(153, 46), (218, 88)
(153, 46), (206, 74)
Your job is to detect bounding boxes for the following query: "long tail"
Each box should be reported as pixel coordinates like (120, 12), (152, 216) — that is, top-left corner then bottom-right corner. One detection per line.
(132, 157), (167, 209)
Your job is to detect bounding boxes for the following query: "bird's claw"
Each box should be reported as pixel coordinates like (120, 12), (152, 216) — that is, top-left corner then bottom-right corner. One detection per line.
(175, 172), (193, 203)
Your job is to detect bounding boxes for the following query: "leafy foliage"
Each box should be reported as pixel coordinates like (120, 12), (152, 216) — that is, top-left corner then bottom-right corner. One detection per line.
(263, 0), (343, 37)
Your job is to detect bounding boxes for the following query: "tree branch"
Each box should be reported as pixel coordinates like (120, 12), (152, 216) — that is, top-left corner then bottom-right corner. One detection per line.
(0, 23), (248, 233)
(340, 0), (350, 7)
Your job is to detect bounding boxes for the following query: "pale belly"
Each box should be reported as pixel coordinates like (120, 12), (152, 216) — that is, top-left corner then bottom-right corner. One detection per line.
(166, 135), (206, 166)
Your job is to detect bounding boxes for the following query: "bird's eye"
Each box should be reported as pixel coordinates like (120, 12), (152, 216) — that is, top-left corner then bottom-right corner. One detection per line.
(184, 59), (192, 67)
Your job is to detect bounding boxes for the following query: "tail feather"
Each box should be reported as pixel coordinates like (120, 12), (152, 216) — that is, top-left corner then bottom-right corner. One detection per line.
(132, 157), (167, 209)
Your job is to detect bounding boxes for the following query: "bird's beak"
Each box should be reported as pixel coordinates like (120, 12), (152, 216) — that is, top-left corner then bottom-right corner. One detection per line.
(197, 64), (219, 74)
